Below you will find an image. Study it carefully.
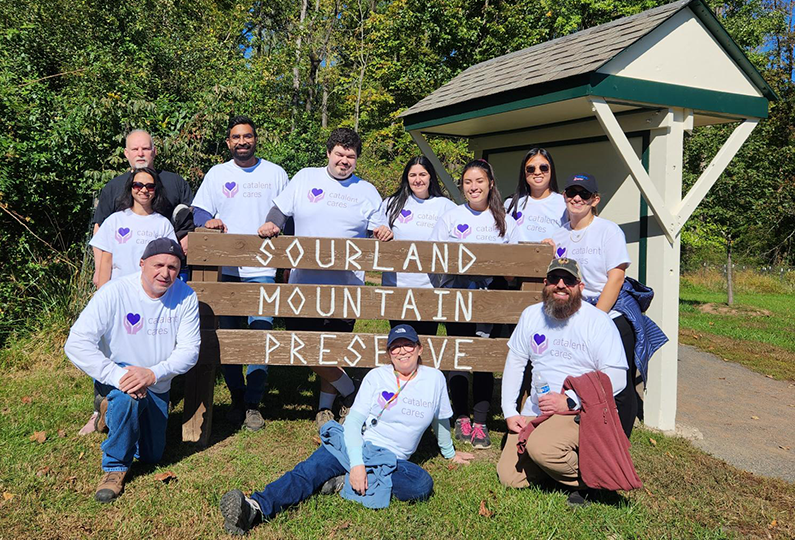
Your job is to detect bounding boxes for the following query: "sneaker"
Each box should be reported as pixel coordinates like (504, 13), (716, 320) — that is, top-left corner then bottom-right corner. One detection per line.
(244, 408), (265, 432)
(454, 417), (472, 443)
(94, 397), (108, 434)
(95, 470), (127, 503)
(220, 489), (261, 536)
(471, 423), (491, 449)
(315, 408), (335, 430)
(78, 412), (98, 436)
(319, 475), (345, 495)
(566, 489), (591, 509)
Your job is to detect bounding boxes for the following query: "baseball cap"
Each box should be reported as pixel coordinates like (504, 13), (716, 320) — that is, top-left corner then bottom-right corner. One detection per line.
(141, 238), (185, 261)
(546, 257), (582, 281)
(563, 173), (598, 193)
(386, 324), (420, 348)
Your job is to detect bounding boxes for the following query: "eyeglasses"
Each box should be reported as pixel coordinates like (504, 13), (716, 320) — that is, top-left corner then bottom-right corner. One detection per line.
(132, 182), (156, 192)
(564, 187), (593, 200)
(525, 164), (550, 174)
(229, 133), (255, 141)
(547, 272), (579, 287)
(388, 343), (417, 355)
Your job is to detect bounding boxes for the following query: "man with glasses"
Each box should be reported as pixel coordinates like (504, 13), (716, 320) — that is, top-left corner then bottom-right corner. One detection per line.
(497, 258), (629, 507)
(191, 115), (289, 432)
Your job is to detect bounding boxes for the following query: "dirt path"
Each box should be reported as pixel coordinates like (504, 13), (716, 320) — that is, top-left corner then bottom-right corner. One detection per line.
(676, 344), (795, 483)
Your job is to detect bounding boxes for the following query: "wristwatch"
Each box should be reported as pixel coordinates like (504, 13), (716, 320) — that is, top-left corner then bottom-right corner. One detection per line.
(566, 397), (577, 411)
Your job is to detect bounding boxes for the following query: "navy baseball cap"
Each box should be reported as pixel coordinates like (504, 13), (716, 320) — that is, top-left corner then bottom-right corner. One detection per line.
(141, 237), (185, 261)
(563, 173), (598, 193)
(387, 324), (420, 347)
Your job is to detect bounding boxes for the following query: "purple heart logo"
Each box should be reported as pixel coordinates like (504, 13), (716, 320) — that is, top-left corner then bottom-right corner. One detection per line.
(514, 211), (525, 225)
(530, 333), (548, 355)
(556, 247), (566, 257)
(222, 181), (238, 198)
(454, 223), (471, 239)
(397, 209), (413, 224)
(377, 390), (398, 410)
(123, 312), (143, 335)
(115, 227), (132, 244)
(307, 187), (325, 203)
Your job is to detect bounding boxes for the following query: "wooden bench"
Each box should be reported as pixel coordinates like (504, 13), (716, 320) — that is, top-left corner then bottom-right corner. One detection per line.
(181, 230), (553, 445)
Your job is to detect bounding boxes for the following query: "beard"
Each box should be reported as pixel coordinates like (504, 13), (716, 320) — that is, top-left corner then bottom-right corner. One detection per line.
(232, 144), (255, 161)
(542, 284), (582, 320)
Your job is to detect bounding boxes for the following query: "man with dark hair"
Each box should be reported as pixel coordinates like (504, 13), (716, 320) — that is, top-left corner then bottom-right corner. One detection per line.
(192, 115), (288, 432)
(258, 127), (391, 429)
(65, 238), (201, 503)
(497, 258), (630, 506)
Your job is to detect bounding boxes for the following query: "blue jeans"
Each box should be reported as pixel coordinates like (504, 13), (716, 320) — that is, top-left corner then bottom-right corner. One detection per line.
(96, 382), (169, 472)
(219, 274), (275, 405)
(249, 445), (434, 519)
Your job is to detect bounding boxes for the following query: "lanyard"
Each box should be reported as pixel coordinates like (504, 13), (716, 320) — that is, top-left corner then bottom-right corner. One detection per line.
(362, 369), (417, 434)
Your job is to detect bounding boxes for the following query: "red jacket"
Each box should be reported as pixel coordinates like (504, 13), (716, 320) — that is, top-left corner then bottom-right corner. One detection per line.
(516, 371), (642, 491)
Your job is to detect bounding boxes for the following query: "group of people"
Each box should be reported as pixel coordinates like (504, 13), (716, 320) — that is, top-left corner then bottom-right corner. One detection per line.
(64, 117), (665, 533)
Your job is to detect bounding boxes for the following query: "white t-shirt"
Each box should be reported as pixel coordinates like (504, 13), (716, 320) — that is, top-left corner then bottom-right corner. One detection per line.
(550, 216), (631, 302)
(90, 209), (177, 281)
(64, 272), (201, 395)
(272, 167), (385, 285)
(502, 301), (627, 418)
(351, 364), (453, 460)
(430, 203), (515, 244)
(379, 194), (457, 288)
(192, 158), (289, 278)
(504, 193), (567, 243)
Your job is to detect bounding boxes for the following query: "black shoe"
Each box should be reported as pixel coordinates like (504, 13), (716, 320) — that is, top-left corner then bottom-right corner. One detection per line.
(320, 475), (345, 495)
(566, 489), (591, 508)
(220, 489), (260, 535)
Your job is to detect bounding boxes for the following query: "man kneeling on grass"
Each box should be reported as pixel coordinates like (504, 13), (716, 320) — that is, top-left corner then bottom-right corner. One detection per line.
(219, 324), (474, 535)
(65, 238), (201, 502)
(498, 258), (642, 507)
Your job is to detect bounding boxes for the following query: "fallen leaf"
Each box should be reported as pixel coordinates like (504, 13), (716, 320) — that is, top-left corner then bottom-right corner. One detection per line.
(723, 358), (729, 362)
(779, 445), (791, 451)
(311, 435), (322, 446)
(718, 377), (726, 380)
(57, 429), (66, 438)
(478, 500), (493, 518)
(78, 451), (85, 460)
(36, 466), (51, 477)
(2, 492), (13, 501)
(66, 476), (77, 483)
(30, 431), (46, 444)
(648, 437), (657, 447)
(665, 451), (674, 459)
(766, 375), (774, 379)
(154, 471), (177, 483)
(643, 487), (654, 497)
(21, 396), (32, 404)
(769, 519), (777, 529)
(751, 415), (760, 420)
(447, 463), (457, 470)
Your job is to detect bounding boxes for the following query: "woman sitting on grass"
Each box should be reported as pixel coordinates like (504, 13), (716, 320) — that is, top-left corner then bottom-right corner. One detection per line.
(219, 324), (474, 535)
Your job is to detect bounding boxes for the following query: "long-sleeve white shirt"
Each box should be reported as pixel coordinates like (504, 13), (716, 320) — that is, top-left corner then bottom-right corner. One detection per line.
(64, 272), (201, 394)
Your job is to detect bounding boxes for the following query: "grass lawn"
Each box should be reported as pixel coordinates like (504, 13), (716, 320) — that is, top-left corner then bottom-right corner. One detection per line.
(678, 272), (795, 381)
(1, 355), (793, 539)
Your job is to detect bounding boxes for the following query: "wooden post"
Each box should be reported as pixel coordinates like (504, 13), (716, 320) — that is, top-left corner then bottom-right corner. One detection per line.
(182, 231), (221, 445)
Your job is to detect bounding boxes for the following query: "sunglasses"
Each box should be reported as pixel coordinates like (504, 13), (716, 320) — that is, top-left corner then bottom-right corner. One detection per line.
(564, 187), (593, 200)
(388, 343), (417, 355)
(132, 182), (156, 192)
(547, 272), (579, 287)
(525, 164), (550, 174)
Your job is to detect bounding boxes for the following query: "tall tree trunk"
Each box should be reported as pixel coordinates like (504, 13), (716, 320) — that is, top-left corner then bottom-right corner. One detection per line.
(321, 82), (329, 128)
(726, 235), (734, 306)
(292, 0), (309, 132)
(354, 62), (365, 132)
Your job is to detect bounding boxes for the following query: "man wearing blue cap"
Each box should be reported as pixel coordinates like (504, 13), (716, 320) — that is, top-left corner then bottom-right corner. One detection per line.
(65, 238), (201, 503)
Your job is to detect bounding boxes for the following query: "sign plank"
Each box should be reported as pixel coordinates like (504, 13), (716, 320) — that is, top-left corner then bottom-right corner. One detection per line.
(187, 233), (552, 278)
(199, 330), (509, 372)
(191, 283), (540, 323)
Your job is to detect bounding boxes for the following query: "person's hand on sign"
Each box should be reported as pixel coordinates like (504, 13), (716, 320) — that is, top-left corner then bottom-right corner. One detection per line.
(372, 225), (393, 242)
(258, 221), (281, 238)
(204, 219), (228, 233)
(541, 238), (555, 250)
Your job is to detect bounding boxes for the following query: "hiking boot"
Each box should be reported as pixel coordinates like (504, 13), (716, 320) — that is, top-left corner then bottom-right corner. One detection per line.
(566, 489), (591, 509)
(95, 470), (127, 503)
(220, 489), (261, 536)
(315, 408), (335, 430)
(320, 475), (345, 495)
(94, 396), (108, 434)
(244, 408), (265, 432)
(471, 422), (492, 449)
(454, 417), (472, 443)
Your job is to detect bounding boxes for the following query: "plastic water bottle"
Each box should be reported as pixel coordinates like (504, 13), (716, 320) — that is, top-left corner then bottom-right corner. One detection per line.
(533, 371), (551, 397)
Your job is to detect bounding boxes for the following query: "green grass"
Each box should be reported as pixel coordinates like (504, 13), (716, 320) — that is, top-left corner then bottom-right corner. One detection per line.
(1, 357), (793, 539)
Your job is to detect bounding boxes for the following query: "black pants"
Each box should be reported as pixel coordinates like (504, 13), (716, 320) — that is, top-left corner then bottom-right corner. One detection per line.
(612, 315), (638, 438)
(389, 320), (439, 336)
(285, 317), (355, 333)
(446, 322), (493, 425)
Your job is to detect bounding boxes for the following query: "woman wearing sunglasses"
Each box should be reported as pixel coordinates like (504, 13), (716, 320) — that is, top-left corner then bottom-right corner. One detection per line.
(546, 173), (640, 437)
(219, 324), (473, 536)
(430, 159), (515, 450)
(505, 148), (566, 242)
(90, 167), (177, 288)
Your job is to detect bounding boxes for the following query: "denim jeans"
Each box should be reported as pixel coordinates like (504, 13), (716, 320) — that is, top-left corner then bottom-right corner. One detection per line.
(219, 274), (275, 405)
(249, 445), (434, 519)
(95, 382), (169, 472)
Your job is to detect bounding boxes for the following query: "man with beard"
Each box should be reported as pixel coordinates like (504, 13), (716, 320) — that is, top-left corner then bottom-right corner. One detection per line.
(192, 115), (289, 432)
(497, 257), (627, 506)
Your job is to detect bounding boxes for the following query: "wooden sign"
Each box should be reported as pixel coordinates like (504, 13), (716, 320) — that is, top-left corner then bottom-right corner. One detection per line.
(187, 232), (552, 278)
(200, 330), (508, 372)
(191, 283), (540, 323)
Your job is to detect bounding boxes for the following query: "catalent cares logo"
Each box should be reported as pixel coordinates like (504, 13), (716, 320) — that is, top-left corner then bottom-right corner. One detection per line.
(115, 227), (132, 244)
(223, 181), (239, 198)
(530, 333), (548, 355)
(307, 187), (324, 203)
(454, 223), (471, 239)
(123, 312), (143, 335)
(397, 209), (413, 224)
(377, 390), (398, 410)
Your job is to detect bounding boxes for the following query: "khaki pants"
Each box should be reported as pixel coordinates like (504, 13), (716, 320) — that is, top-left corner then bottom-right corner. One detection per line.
(497, 415), (583, 489)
